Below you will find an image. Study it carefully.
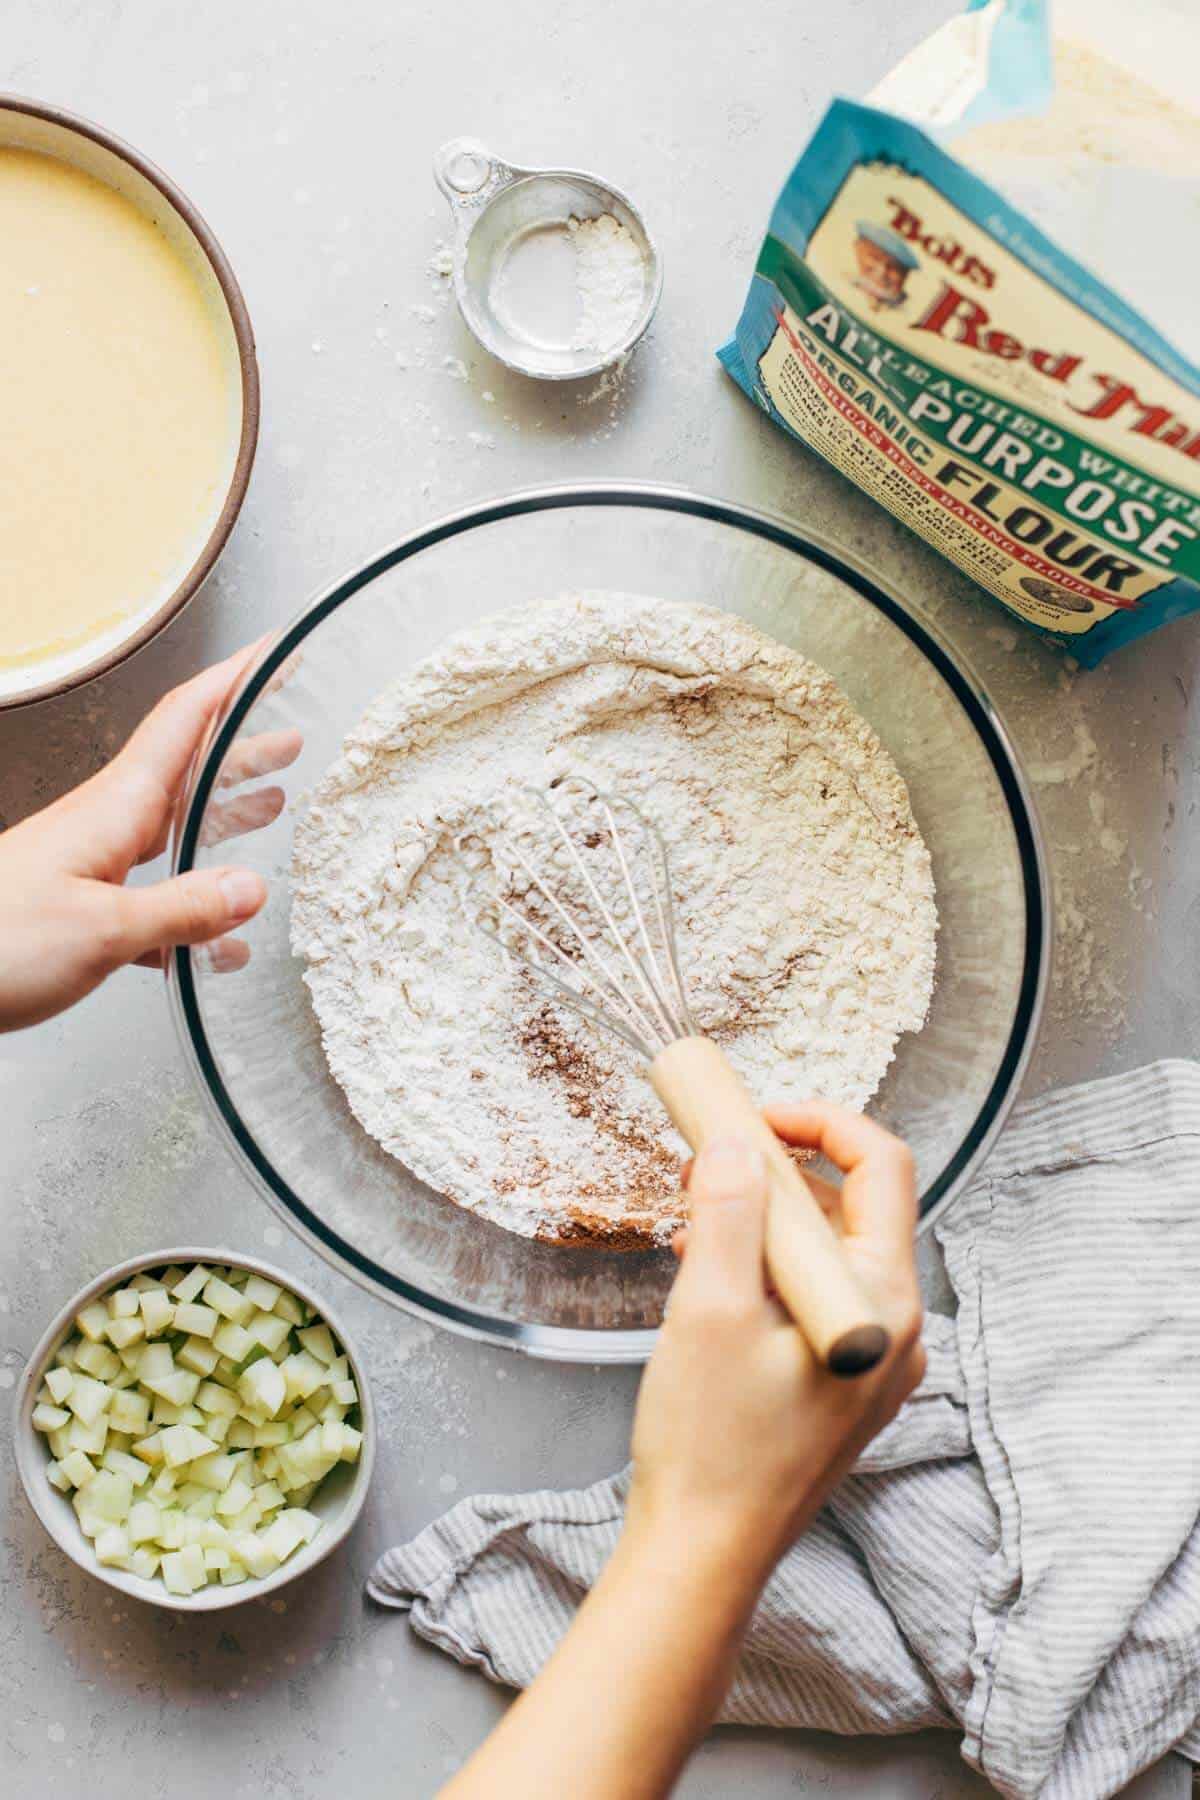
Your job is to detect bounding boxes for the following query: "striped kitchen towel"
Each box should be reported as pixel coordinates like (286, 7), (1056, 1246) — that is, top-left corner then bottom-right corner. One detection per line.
(368, 1060), (1200, 1798)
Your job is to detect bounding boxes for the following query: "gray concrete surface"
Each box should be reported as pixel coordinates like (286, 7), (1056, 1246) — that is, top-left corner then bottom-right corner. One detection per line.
(1, 1), (1194, 1794)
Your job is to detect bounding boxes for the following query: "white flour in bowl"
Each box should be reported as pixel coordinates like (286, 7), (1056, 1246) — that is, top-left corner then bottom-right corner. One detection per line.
(290, 594), (937, 1247)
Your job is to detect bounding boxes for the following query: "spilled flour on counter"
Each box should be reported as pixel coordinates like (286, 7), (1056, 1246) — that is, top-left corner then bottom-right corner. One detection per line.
(291, 595), (937, 1247)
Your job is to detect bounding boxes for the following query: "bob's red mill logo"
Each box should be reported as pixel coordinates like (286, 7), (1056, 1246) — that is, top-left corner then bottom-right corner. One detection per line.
(881, 197), (1200, 464)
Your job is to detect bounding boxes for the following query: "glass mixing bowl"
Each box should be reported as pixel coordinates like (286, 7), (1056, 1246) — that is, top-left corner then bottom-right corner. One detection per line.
(169, 485), (1049, 1361)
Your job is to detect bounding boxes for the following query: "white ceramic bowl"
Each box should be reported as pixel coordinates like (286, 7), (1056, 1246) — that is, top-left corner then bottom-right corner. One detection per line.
(13, 1247), (375, 1612)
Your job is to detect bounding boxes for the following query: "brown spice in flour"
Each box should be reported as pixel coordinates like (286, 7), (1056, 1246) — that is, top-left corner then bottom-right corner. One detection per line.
(519, 1004), (681, 1246)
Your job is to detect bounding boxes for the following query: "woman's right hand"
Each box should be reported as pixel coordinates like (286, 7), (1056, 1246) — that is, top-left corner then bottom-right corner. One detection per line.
(627, 1102), (925, 1585)
(443, 1104), (925, 1800)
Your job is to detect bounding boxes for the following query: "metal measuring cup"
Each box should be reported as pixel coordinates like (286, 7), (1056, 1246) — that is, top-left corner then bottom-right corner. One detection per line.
(433, 137), (662, 381)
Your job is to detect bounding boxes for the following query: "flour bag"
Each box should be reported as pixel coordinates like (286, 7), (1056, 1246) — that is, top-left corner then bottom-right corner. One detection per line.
(719, 0), (1200, 665)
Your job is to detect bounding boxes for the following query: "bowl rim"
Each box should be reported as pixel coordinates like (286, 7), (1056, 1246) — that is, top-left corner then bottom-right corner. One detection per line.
(168, 480), (1051, 1362)
(0, 93), (260, 710)
(12, 1245), (376, 1613)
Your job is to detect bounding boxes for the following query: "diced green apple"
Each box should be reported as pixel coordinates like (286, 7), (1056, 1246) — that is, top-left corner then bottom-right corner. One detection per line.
(158, 1509), (186, 1549)
(128, 1500), (161, 1544)
(104, 1316), (146, 1351)
(138, 1288), (174, 1335)
(319, 1422), (346, 1458)
(88, 1470), (133, 1522)
(138, 1342), (175, 1382)
(162, 1544), (206, 1594)
(252, 1419), (291, 1447)
(133, 1425), (164, 1468)
(65, 1373), (111, 1426)
(145, 1369), (202, 1407)
(238, 1357), (286, 1419)
(195, 1380), (239, 1417)
(102, 1448), (152, 1487)
(32, 1403), (71, 1433)
(204, 1275), (255, 1326)
(189, 1452), (237, 1492)
(67, 1415), (109, 1457)
(297, 1324), (337, 1366)
(231, 1532), (280, 1579)
(35, 1265), (352, 1595)
(214, 1476), (254, 1518)
(212, 1320), (254, 1362)
(259, 1512), (308, 1563)
(109, 1389), (151, 1435)
(75, 1340), (122, 1380)
(171, 1265), (210, 1304)
(229, 1499), (264, 1534)
(160, 1423), (218, 1468)
(95, 1525), (132, 1567)
(177, 1336), (220, 1377)
(273, 1289), (304, 1326)
(173, 1302), (218, 1339)
(44, 1366), (74, 1404)
(75, 1302), (111, 1343)
(246, 1311), (291, 1354)
(243, 1274), (282, 1311)
(280, 1351), (325, 1402)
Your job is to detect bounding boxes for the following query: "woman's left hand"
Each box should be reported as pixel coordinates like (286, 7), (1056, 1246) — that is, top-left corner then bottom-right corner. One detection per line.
(0, 645), (300, 1030)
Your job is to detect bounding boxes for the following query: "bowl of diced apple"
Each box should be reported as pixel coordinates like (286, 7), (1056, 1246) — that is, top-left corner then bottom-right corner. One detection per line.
(14, 1248), (375, 1610)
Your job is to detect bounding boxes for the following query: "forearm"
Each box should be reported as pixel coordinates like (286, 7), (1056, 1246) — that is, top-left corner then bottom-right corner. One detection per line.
(441, 1514), (766, 1800)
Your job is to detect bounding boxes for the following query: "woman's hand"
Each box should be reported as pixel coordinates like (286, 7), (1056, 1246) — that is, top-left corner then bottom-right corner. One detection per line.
(444, 1105), (924, 1800)
(628, 1102), (925, 1586)
(0, 646), (300, 1031)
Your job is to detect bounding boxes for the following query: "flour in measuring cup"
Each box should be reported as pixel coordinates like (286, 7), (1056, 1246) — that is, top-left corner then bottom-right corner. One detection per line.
(568, 214), (646, 351)
(491, 213), (646, 355)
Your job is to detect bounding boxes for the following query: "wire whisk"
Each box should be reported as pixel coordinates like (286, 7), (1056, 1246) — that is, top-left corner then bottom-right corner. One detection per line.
(457, 777), (695, 1062)
(454, 775), (890, 1377)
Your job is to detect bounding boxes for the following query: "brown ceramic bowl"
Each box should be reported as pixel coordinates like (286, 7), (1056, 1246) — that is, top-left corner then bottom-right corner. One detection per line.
(0, 96), (259, 708)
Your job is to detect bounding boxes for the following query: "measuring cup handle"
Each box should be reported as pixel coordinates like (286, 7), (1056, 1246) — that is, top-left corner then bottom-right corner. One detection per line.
(433, 138), (508, 207)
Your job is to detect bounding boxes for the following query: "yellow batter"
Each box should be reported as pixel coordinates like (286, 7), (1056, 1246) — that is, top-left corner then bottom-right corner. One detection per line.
(0, 147), (238, 672)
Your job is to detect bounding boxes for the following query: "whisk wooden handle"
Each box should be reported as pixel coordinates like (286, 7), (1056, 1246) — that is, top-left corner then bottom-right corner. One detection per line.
(649, 1036), (890, 1376)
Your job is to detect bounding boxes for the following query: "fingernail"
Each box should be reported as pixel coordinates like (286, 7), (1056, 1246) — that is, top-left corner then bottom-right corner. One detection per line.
(696, 1138), (764, 1200)
(218, 869), (265, 922)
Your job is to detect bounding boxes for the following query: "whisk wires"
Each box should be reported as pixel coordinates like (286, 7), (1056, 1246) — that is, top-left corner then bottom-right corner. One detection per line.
(456, 778), (696, 1062)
